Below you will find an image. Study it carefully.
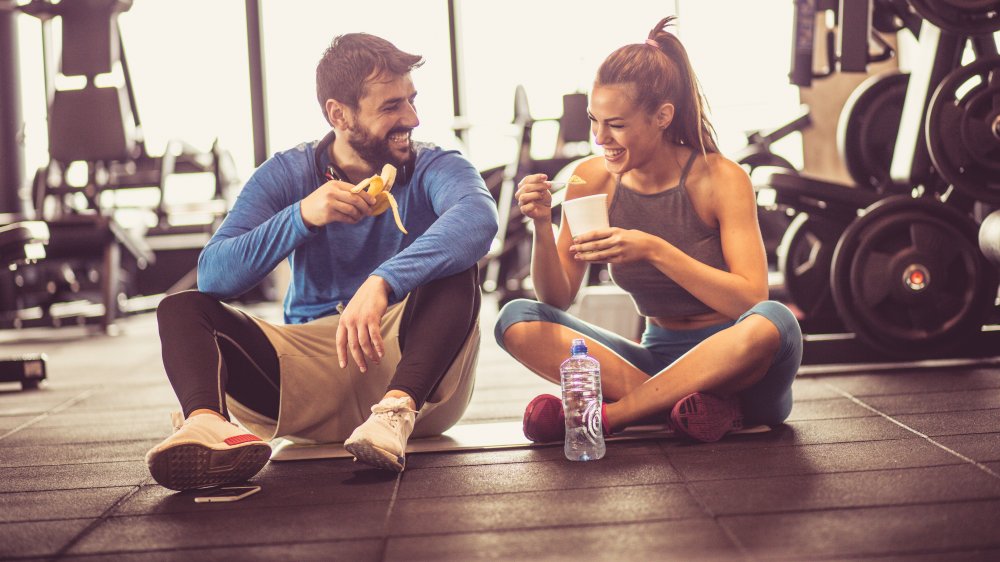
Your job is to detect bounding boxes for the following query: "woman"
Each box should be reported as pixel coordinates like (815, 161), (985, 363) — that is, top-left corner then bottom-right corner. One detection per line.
(494, 16), (802, 443)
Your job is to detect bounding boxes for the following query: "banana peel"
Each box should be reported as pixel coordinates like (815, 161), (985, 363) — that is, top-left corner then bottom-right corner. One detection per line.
(351, 164), (407, 234)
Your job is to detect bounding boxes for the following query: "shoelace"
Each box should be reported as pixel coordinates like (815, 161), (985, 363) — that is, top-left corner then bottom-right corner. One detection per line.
(370, 399), (417, 430)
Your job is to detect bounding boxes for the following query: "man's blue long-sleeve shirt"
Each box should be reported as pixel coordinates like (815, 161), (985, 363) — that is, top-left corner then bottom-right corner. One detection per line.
(197, 140), (499, 324)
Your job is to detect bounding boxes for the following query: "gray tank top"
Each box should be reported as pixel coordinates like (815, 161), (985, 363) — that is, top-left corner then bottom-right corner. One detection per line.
(608, 152), (729, 318)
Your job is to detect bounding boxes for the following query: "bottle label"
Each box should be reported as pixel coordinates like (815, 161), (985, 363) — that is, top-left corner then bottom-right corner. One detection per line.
(581, 401), (602, 445)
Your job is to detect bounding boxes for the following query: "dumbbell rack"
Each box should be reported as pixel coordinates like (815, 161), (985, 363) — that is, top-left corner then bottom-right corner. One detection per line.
(771, 0), (1000, 370)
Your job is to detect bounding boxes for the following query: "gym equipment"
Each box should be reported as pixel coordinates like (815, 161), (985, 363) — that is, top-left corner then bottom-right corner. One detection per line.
(765, 0), (1000, 368)
(873, 0), (923, 34)
(479, 86), (591, 305)
(838, 71), (910, 191)
(759, 170), (883, 323)
(907, 0), (1000, 35)
(925, 55), (1000, 205)
(790, 0), (897, 86)
(981, 209), (1000, 267)
(734, 106), (811, 172)
(830, 196), (997, 357)
(0, 222), (49, 389)
(734, 106), (811, 269)
(0, 355), (47, 390)
(1, 0), (243, 331)
(776, 212), (848, 330)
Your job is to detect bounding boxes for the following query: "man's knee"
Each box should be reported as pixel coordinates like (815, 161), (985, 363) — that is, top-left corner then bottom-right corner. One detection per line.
(156, 290), (220, 327)
(425, 265), (478, 294)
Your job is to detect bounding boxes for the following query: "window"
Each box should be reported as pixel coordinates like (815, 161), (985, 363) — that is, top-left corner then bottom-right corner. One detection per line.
(678, 0), (803, 166)
(455, 0), (803, 169)
(261, 0), (456, 158)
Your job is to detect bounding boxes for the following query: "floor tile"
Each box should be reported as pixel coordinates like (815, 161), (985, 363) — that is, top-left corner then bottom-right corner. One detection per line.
(666, 438), (960, 481)
(397, 453), (679, 499)
(785, 397), (875, 421)
(69, 501), (391, 554)
(0, 415), (35, 432)
(0, 486), (133, 522)
(893, 410), (1000, 437)
(384, 518), (742, 561)
(114, 473), (398, 517)
(785, 378), (844, 401)
(863, 388), (1000, 415)
(839, 548), (1000, 561)
(58, 539), (382, 562)
(820, 368), (1000, 397)
(3, 293), (1000, 560)
(1, 421), (168, 446)
(688, 464), (1000, 515)
(389, 483), (706, 535)
(933, 433), (1000, 464)
(0, 518), (92, 558)
(722, 499), (1000, 559)
(0, 388), (89, 417)
(403, 440), (661, 470)
(0, 440), (156, 468)
(661, 416), (913, 452)
(0, 460), (150, 492)
(27, 408), (173, 428)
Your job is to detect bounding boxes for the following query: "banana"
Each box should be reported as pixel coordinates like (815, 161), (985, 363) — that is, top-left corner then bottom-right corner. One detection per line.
(568, 175), (586, 185)
(350, 164), (407, 234)
(380, 163), (396, 188)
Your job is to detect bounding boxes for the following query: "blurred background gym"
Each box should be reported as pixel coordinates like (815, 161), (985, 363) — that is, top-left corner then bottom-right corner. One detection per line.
(2, 1), (1000, 560)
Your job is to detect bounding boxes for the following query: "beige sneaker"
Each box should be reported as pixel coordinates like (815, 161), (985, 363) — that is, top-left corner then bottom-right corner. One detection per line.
(343, 396), (417, 472)
(145, 412), (271, 491)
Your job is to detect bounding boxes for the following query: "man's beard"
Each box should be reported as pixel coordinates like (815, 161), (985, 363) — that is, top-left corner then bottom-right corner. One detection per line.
(346, 121), (414, 171)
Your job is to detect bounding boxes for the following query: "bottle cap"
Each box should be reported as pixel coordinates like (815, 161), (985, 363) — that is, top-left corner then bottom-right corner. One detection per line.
(570, 338), (588, 355)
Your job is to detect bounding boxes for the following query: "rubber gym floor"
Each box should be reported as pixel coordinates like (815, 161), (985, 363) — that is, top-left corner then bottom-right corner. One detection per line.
(1, 295), (999, 561)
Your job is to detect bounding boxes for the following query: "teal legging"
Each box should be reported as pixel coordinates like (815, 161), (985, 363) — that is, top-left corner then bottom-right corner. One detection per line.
(495, 299), (803, 426)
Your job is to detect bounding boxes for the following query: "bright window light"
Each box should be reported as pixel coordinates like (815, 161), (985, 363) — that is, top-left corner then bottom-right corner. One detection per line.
(15, 1), (804, 188)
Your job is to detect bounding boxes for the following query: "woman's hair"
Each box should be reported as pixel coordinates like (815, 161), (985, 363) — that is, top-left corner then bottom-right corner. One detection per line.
(596, 16), (719, 155)
(316, 33), (424, 118)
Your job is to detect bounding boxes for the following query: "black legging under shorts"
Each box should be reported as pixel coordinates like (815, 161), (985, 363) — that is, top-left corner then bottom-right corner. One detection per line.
(156, 266), (480, 420)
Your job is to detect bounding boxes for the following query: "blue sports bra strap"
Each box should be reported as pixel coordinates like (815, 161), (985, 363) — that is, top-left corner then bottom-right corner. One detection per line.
(679, 150), (699, 187)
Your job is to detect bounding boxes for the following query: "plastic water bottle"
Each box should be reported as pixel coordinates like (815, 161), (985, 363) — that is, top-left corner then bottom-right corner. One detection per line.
(560, 338), (606, 461)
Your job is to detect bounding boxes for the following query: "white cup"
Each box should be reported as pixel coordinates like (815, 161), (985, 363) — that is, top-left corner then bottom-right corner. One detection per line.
(561, 194), (609, 237)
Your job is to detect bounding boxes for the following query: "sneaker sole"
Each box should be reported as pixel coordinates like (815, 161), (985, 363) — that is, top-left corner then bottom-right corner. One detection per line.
(344, 441), (404, 472)
(670, 393), (743, 443)
(147, 441), (271, 491)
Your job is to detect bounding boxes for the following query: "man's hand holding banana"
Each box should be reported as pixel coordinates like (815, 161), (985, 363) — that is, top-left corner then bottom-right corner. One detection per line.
(300, 164), (407, 233)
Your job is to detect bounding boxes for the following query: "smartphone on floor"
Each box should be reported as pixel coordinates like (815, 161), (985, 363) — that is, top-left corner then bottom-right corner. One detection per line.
(193, 485), (261, 503)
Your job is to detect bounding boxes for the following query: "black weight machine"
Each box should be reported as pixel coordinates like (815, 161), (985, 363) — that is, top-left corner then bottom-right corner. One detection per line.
(0, 222), (48, 389)
(0, 0), (241, 334)
(478, 85), (593, 306)
(758, 0), (1000, 365)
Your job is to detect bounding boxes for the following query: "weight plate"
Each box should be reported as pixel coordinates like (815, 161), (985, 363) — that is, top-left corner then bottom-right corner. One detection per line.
(830, 196), (996, 357)
(872, 0), (907, 33)
(838, 72), (910, 191)
(739, 153), (796, 174)
(908, 0), (1000, 34)
(926, 56), (1000, 205)
(777, 212), (846, 323)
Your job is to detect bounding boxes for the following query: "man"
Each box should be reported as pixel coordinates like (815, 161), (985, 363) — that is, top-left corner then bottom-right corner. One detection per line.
(145, 33), (498, 489)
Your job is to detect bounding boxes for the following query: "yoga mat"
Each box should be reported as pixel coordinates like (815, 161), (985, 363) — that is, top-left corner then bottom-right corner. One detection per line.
(269, 421), (770, 461)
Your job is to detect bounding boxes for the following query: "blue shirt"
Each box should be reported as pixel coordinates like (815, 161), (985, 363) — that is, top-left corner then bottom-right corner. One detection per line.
(197, 139), (499, 324)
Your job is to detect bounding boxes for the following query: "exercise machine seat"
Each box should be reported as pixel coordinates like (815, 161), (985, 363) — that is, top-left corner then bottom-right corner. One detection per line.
(48, 85), (136, 164)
